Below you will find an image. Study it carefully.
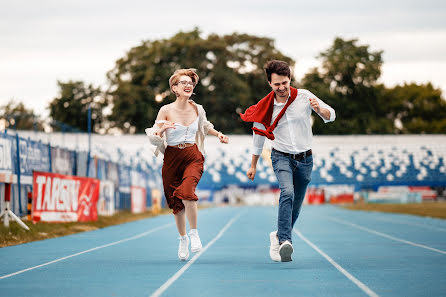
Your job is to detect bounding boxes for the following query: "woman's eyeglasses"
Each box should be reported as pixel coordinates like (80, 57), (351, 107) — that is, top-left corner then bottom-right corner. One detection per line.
(177, 81), (195, 87)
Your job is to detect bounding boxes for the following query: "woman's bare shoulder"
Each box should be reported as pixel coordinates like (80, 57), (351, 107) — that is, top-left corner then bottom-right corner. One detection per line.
(156, 104), (173, 120)
(188, 100), (201, 114)
(159, 103), (174, 114)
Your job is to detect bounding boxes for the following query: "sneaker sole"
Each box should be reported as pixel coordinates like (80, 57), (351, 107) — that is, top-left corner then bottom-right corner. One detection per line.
(179, 253), (189, 261)
(269, 232), (280, 262)
(279, 244), (293, 262)
(269, 250), (281, 262)
(191, 247), (202, 253)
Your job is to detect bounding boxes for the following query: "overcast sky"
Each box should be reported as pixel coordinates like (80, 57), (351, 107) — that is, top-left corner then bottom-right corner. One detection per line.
(1, 0), (445, 118)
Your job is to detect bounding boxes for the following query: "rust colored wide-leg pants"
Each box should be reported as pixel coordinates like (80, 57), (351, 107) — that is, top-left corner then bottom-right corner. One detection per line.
(162, 144), (204, 214)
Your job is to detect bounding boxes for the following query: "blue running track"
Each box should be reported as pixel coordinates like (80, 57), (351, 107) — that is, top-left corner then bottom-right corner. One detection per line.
(1, 205), (445, 297)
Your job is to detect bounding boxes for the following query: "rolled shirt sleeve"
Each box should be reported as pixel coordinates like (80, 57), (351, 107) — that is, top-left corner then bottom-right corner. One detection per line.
(252, 122), (266, 155)
(316, 98), (336, 123)
(303, 89), (336, 123)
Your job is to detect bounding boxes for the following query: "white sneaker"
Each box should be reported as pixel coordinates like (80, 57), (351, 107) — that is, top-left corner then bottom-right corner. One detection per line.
(279, 240), (293, 262)
(178, 235), (190, 261)
(269, 231), (281, 262)
(189, 229), (202, 253)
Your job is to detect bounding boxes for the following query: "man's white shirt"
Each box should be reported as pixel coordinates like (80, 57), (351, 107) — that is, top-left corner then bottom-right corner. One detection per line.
(252, 89), (335, 155)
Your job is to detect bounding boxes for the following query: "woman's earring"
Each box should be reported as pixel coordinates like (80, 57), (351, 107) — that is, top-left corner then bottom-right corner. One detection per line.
(172, 88), (179, 97)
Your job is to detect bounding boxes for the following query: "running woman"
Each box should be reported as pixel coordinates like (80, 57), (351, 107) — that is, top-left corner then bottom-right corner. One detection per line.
(146, 68), (229, 261)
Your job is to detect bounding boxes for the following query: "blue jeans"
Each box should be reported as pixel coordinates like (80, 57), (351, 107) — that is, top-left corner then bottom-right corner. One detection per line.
(271, 149), (313, 244)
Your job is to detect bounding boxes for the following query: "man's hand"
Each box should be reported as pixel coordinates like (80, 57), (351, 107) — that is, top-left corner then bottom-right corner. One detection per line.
(246, 167), (256, 181)
(309, 97), (331, 120)
(309, 98), (321, 113)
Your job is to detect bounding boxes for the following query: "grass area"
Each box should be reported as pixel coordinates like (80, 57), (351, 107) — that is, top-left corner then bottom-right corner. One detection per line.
(342, 200), (446, 219)
(0, 209), (171, 248)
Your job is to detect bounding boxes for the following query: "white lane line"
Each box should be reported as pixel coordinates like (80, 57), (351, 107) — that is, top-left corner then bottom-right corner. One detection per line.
(373, 217), (446, 232)
(294, 229), (380, 297)
(0, 223), (174, 280)
(329, 217), (446, 255)
(150, 213), (241, 297)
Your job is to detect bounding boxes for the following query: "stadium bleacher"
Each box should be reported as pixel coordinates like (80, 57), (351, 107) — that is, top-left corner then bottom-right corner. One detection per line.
(15, 132), (446, 200)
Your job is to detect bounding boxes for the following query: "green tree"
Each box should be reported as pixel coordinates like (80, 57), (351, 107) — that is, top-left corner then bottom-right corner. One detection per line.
(0, 100), (43, 130)
(383, 83), (446, 133)
(48, 81), (106, 132)
(300, 37), (391, 134)
(106, 28), (294, 133)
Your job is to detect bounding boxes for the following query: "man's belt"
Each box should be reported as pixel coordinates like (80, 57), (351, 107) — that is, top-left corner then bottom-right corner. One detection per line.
(272, 148), (312, 161)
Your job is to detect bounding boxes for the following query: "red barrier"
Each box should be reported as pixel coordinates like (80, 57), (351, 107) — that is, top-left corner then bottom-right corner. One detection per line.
(306, 188), (325, 205)
(409, 186), (437, 201)
(27, 191), (32, 221)
(4, 183), (11, 202)
(32, 171), (100, 223)
(330, 193), (354, 204)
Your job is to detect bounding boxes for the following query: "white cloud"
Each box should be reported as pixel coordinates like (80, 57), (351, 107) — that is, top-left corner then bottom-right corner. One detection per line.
(361, 30), (446, 62)
(381, 61), (446, 92)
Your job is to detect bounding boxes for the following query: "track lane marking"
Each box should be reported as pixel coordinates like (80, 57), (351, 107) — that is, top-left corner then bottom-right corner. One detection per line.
(0, 223), (174, 280)
(149, 213), (241, 297)
(372, 217), (446, 232)
(328, 217), (446, 255)
(294, 228), (380, 297)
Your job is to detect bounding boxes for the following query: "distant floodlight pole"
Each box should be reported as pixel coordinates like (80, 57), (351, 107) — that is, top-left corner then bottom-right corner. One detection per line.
(86, 105), (92, 177)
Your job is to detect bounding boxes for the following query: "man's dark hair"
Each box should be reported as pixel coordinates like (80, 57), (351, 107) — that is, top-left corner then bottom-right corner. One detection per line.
(264, 60), (291, 82)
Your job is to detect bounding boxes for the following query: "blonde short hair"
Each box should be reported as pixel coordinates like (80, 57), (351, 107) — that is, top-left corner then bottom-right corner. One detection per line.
(169, 68), (199, 94)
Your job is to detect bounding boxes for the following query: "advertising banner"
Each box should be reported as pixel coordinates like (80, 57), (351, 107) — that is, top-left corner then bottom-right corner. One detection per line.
(0, 136), (14, 183)
(0, 136), (13, 172)
(98, 180), (115, 216)
(96, 159), (106, 180)
(118, 165), (131, 193)
(76, 151), (88, 177)
(19, 138), (50, 184)
(151, 188), (162, 214)
(51, 147), (75, 176)
(106, 162), (119, 185)
(131, 186), (146, 214)
(32, 171), (100, 223)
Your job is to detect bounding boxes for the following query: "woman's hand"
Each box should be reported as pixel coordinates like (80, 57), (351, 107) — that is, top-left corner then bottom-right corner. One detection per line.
(217, 132), (229, 144)
(157, 121), (175, 136)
